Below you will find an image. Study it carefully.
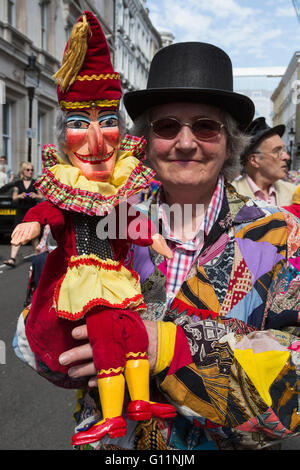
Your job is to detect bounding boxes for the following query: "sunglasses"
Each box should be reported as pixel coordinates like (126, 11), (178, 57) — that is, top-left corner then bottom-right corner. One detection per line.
(150, 117), (225, 140)
(25, 168), (34, 172)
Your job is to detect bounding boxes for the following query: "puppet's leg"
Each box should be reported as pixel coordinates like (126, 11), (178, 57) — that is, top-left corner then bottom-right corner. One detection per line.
(72, 308), (127, 446)
(125, 358), (176, 420)
(122, 311), (177, 420)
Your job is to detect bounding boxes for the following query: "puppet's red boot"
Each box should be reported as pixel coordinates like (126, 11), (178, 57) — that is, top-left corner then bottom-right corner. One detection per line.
(72, 416), (127, 446)
(127, 400), (177, 420)
(72, 373), (127, 446)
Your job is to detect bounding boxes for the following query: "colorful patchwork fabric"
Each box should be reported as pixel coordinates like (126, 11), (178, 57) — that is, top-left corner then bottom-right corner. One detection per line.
(13, 180), (300, 450)
(164, 183), (300, 331)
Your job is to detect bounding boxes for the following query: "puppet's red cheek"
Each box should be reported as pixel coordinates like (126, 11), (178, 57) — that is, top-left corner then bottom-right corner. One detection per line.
(66, 130), (88, 150)
(102, 127), (120, 147)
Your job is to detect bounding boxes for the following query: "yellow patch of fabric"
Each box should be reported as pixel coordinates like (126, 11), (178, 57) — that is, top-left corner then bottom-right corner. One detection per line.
(49, 149), (140, 196)
(153, 321), (177, 375)
(234, 348), (290, 407)
(176, 266), (220, 313)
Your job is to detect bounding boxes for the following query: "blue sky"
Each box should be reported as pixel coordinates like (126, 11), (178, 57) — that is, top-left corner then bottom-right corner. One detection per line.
(146, 0), (300, 68)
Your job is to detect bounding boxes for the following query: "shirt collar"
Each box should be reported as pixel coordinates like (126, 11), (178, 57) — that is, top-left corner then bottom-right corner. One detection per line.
(246, 174), (276, 199)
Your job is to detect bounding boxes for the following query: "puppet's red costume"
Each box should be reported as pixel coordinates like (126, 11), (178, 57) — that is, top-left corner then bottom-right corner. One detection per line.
(20, 11), (176, 446)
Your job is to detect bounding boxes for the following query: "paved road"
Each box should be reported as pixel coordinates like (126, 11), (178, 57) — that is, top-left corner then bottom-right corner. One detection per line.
(0, 238), (76, 450)
(0, 237), (299, 450)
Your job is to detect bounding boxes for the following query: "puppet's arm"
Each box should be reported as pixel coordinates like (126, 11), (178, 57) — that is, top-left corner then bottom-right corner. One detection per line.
(119, 202), (173, 259)
(11, 200), (64, 247)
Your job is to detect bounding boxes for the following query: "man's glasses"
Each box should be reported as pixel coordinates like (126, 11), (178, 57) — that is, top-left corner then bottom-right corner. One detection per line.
(150, 117), (225, 141)
(254, 147), (288, 159)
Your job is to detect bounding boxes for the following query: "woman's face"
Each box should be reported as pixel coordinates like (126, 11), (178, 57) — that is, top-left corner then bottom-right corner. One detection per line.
(63, 109), (120, 181)
(23, 165), (34, 178)
(148, 102), (228, 196)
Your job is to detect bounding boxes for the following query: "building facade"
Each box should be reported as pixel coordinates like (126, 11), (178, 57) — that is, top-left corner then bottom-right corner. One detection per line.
(0, 0), (162, 176)
(233, 67), (285, 126)
(114, 0), (162, 125)
(271, 52), (300, 171)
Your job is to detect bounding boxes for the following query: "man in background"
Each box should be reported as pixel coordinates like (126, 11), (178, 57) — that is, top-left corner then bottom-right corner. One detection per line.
(232, 117), (296, 205)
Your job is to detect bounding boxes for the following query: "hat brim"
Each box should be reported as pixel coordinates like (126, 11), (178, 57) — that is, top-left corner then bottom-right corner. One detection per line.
(123, 88), (255, 130)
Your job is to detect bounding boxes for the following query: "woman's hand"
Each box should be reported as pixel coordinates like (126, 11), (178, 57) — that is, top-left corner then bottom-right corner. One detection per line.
(59, 326), (97, 387)
(58, 320), (158, 388)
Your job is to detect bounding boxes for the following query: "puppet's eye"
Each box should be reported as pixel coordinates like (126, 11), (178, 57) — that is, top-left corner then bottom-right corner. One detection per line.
(98, 115), (119, 128)
(66, 116), (90, 129)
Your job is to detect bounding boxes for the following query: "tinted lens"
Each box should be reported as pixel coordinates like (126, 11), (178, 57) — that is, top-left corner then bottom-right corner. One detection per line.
(192, 119), (222, 140)
(152, 118), (181, 139)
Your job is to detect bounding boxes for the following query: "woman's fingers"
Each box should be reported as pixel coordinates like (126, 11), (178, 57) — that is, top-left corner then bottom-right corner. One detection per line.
(59, 342), (93, 366)
(58, 326), (97, 383)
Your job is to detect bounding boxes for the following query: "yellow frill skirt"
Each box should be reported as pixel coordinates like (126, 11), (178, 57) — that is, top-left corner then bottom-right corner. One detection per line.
(54, 254), (146, 321)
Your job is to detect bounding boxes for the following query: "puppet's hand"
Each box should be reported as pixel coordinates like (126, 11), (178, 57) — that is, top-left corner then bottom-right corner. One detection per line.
(151, 233), (173, 259)
(11, 222), (41, 246)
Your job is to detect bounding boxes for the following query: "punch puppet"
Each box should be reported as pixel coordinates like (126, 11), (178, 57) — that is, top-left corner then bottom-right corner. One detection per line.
(12, 11), (176, 446)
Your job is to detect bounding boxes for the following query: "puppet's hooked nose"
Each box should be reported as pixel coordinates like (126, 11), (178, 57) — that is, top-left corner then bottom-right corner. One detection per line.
(87, 122), (107, 156)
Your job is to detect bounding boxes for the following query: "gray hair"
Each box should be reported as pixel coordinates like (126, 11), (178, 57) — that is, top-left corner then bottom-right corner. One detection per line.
(131, 108), (250, 182)
(55, 108), (127, 162)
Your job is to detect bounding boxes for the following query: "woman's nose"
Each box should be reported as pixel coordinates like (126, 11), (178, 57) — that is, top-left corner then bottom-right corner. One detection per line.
(87, 122), (105, 156)
(175, 125), (197, 152)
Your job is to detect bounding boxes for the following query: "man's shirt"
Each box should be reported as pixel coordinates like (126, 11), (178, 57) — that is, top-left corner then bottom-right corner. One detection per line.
(246, 174), (276, 205)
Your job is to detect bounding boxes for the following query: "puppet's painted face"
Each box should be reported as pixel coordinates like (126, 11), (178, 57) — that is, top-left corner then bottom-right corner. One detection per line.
(63, 109), (120, 181)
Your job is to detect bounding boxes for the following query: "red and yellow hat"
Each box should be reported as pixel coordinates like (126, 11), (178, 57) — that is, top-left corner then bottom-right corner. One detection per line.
(54, 11), (121, 111)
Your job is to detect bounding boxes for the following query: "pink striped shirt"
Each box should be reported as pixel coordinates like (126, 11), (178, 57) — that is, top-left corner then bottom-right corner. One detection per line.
(156, 175), (225, 306)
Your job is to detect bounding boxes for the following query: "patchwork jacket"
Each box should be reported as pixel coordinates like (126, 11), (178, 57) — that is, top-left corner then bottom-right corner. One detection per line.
(14, 182), (300, 450)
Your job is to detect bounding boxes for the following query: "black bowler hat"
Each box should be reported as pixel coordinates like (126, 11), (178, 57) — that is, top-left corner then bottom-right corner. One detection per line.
(244, 117), (285, 154)
(124, 42), (255, 130)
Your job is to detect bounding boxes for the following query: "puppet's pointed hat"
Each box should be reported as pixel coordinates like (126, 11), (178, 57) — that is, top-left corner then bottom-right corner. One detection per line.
(54, 10), (121, 111)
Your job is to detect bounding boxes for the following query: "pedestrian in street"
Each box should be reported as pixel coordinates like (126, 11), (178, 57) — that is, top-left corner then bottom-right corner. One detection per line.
(0, 165), (8, 188)
(14, 41), (300, 450)
(0, 155), (14, 182)
(4, 162), (43, 267)
(232, 117), (296, 205)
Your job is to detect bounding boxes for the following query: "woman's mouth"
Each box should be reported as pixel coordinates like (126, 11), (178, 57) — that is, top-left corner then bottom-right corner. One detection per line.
(74, 149), (114, 165)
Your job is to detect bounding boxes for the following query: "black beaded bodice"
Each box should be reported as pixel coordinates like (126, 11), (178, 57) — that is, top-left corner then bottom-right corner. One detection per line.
(73, 213), (114, 260)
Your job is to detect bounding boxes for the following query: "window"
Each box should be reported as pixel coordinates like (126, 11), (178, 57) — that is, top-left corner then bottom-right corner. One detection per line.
(7, 0), (16, 26)
(2, 103), (12, 166)
(40, 1), (48, 50)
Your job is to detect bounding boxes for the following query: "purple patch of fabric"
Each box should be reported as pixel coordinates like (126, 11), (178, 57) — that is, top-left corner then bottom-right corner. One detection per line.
(235, 238), (284, 283)
(234, 205), (264, 223)
(132, 245), (155, 283)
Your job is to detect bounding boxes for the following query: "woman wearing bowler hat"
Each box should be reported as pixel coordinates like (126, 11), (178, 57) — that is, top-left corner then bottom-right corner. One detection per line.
(15, 41), (300, 450)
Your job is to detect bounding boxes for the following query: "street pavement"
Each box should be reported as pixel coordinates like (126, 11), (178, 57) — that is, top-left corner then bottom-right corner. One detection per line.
(0, 237), (299, 451)
(0, 238), (76, 450)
